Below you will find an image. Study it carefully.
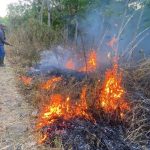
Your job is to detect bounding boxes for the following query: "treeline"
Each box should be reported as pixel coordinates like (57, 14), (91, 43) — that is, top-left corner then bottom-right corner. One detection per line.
(7, 0), (150, 42)
(5, 0), (150, 67)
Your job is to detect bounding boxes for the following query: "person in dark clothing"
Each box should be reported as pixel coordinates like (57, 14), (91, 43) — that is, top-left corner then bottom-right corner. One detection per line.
(0, 24), (12, 66)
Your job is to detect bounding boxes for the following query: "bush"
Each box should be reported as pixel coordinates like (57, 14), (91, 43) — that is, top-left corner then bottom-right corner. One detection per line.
(7, 19), (64, 68)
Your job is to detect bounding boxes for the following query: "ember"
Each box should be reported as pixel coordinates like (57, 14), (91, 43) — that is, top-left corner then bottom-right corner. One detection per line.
(65, 58), (75, 70)
(65, 50), (97, 72)
(20, 76), (32, 85)
(41, 76), (62, 90)
(79, 50), (97, 72)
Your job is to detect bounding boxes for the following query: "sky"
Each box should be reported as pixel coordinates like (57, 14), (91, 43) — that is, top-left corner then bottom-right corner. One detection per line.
(0, 0), (19, 17)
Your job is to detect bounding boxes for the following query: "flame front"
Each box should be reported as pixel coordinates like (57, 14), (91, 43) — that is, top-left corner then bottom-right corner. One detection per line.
(29, 45), (131, 144)
(65, 58), (75, 70)
(79, 50), (97, 72)
(37, 87), (93, 132)
(65, 50), (97, 72)
(101, 36), (130, 115)
(99, 63), (130, 115)
(87, 50), (97, 71)
(41, 77), (62, 90)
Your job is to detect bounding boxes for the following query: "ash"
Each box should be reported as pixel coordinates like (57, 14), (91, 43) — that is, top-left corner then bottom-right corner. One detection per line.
(42, 118), (141, 150)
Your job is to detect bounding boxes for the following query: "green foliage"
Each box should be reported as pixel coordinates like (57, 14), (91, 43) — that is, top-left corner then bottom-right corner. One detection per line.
(7, 0), (38, 28)
(0, 17), (8, 25)
(144, 0), (150, 6)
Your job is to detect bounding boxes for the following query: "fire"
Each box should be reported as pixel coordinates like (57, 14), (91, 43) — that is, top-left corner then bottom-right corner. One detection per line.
(38, 134), (48, 144)
(79, 50), (97, 72)
(20, 76), (32, 85)
(107, 36), (117, 51)
(37, 87), (93, 132)
(65, 58), (75, 70)
(64, 50), (97, 72)
(35, 46), (130, 144)
(99, 63), (130, 115)
(41, 77), (62, 90)
(103, 35), (130, 115)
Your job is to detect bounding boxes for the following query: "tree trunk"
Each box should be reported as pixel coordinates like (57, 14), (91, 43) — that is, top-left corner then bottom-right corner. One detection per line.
(74, 17), (78, 46)
(40, 0), (45, 25)
(47, 0), (51, 27)
(64, 23), (69, 44)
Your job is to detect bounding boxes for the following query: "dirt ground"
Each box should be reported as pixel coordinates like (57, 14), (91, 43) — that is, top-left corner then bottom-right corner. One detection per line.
(0, 60), (42, 150)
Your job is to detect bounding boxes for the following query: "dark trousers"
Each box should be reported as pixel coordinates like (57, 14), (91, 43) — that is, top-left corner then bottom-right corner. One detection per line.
(0, 45), (5, 65)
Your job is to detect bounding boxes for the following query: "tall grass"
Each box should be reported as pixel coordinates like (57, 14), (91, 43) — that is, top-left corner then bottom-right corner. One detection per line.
(7, 19), (64, 69)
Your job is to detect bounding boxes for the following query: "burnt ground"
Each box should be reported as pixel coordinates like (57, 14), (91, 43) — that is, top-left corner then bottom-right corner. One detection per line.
(0, 60), (47, 150)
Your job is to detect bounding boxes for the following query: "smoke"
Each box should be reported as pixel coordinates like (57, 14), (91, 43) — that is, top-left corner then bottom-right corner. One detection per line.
(29, 46), (74, 73)
(31, 1), (150, 73)
(76, 2), (150, 60)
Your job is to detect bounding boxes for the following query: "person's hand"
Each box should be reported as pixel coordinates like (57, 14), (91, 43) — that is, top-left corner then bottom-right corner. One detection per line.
(7, 43), (13, 46)
(5, 41), (13, 46)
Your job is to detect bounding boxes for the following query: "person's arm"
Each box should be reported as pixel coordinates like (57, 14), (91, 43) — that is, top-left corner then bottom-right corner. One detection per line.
(0, 38), (12, 46)
(0, 31), (12, 46)
(4, 40), (12, 46)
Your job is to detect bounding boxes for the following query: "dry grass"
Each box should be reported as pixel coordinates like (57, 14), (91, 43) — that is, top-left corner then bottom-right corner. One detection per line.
(125, 96), (150, 148)
(123, 58), (150, 148)
(123, 58), (150, 97)
(7, 19), (64, 70)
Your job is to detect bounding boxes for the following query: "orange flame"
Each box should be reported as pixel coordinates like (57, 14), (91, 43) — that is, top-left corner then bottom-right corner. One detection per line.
(38, 134), (48, 144)
(79, 50), (97, 72)
(99, 64), (130, 115)
(20, 76), (32, 85)
(37, 87), (93, 131)
(41, 77), (62, 90)
(65, 58), (75, 70)
(65, 50), (97, 72)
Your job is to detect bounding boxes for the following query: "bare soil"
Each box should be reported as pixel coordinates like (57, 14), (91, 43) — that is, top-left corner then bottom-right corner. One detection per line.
(0, 60), (40, 150)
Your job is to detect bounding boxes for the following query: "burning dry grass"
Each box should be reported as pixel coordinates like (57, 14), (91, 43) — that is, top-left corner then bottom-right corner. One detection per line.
(15, 37), (149, 149)
(18, 57), (150, 149)
(19, 59), (132, 148)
